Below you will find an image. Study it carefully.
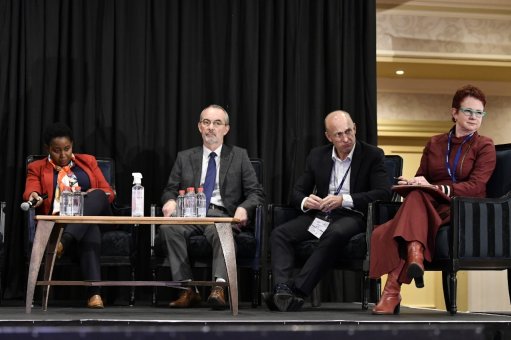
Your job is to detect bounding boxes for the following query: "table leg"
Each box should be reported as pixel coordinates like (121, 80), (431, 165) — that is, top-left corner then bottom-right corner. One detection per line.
(42, 226), (63, 311)
(215, 222), (238, 316)
(25, 220), (55, 313)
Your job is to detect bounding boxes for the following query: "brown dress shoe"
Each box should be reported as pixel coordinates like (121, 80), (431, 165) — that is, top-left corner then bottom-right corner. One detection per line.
(87, 294), (104, 309)
(169, 288), (201, 308)
(207, 286), (227, 309)
(56, 241), (64, 259)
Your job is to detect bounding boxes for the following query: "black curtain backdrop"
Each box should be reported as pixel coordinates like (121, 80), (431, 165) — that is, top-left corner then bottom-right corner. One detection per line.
(0, 0), (376, 299)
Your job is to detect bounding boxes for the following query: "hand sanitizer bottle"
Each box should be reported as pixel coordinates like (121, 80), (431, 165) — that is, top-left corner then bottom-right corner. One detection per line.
(131, 172), (144, 217)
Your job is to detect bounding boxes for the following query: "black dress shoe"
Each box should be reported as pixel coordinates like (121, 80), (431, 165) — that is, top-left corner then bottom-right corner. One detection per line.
(272, 283), (304, 312)
(261, 292), (278, 311)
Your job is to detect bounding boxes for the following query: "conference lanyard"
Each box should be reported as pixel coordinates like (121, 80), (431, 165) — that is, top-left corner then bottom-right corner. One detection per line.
(446, 130), (473, 183)
(334, 163), (351, 196)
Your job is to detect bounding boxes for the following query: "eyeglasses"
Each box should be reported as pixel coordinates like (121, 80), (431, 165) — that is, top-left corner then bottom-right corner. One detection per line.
(200, 119), (226, 127)
(329, 128), (354, 139)
(459, 107), (487, 118)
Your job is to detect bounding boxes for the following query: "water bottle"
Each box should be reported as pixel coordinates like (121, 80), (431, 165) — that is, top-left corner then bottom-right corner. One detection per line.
(183, 187), (196, 217)
(60, 187), (72, 216)
(196, 187), (207, 217)
(176, 190), (185, 217)
(71, 186), (84, 216)
(131, 172), (144, 217)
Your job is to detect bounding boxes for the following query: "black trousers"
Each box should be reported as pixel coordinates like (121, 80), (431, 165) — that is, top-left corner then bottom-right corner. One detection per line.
(62, 189), (112, 294)
(270, 210), (364, 296)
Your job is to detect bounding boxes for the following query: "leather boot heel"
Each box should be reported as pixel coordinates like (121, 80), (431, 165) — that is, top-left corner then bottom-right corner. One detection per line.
(394, 303), (401, 315)
(414, 275), (424, 288)
(406, 241), (424, 280)
(372, 263), (403, 315)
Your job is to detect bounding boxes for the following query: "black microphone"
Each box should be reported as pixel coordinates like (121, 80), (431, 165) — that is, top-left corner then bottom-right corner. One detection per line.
(20, 194), (48, 211)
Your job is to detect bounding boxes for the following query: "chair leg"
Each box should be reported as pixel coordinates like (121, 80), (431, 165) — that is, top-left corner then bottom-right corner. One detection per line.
(449, 272), (457, 315)
(361, 271), (369, 310)
(250, 269), (261, 308)
(311, 285), (321, 307)
(442, 271), (457, 315)
(441, 271), (450, 311)
(129, 265), (135, 306)
(152, 268), (157, 306)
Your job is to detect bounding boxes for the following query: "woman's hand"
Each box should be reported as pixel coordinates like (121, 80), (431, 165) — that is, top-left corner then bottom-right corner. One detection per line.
(408, 176), (431, 185)
(28, 192), (45, 208)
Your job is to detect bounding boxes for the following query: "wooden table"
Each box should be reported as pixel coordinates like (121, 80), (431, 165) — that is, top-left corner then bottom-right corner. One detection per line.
(26, 215), (240, 315)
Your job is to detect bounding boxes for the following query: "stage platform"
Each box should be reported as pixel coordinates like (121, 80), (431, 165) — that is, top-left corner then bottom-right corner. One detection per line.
(1, 301), (511, 339)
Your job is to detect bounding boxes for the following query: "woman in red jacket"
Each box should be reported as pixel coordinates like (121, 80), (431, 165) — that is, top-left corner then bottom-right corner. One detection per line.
(370, 85), (496, 315)
(23, 122), (115, 308)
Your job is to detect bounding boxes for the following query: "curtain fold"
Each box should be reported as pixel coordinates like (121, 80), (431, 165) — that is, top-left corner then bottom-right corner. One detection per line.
(0, 0), (376, 299)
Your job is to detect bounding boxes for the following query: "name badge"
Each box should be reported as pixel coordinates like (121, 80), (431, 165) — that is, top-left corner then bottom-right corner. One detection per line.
(308, 217), (330, 239)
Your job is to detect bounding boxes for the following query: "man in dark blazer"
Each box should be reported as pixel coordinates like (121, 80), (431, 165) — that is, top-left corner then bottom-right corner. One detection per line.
(158, 104), (264, 309)
(266, 110), (391, 312)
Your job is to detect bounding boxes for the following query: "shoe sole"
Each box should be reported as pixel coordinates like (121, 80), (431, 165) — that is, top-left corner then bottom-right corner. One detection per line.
(287, 296), (304, 311)
(273, 293), (304, 312)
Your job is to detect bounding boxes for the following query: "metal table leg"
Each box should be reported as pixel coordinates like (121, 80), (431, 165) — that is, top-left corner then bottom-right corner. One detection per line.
(25, 220), (56, 313)
(215, 222), (238, 316)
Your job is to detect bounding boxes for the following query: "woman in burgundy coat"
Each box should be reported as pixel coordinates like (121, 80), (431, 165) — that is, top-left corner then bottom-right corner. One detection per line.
(370, 85), (496, 315)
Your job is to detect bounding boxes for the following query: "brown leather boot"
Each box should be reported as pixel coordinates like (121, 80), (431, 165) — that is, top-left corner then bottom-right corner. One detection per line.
(169, 288), (201, 308)
(372, 263), (402, 315)
(406, 241), (425, 288)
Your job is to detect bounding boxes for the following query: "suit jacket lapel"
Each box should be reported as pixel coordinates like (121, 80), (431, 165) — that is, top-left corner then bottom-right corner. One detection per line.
(219, 145), (233, 190)
(190, 147), (203, 188)
(318, 148), (333, 195)
(349, 141), (362, 191)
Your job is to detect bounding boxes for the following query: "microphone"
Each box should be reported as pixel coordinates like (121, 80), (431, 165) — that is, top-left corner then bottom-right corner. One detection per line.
(20, 194), (48, 211)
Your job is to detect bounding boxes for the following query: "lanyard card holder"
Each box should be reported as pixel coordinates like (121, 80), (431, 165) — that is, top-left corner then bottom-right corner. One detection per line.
(308, 213), (331, 239)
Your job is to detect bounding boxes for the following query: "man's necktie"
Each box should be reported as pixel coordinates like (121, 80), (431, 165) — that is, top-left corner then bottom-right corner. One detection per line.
(203, 152), (217, 208)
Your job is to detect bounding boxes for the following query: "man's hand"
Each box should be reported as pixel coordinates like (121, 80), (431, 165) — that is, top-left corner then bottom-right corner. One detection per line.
(319, 194), (343, 212)
(304, 194), (323, 210)
(233, 207), (248, 231)
(162, 200), (176, 217)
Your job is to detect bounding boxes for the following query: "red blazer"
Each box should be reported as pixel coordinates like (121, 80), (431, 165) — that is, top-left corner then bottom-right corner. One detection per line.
(23, 154), (115, 214)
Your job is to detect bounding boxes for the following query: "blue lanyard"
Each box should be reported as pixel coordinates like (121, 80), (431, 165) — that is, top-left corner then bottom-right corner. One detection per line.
(334, 163), (351, 196)
(446, 130), (473, 183)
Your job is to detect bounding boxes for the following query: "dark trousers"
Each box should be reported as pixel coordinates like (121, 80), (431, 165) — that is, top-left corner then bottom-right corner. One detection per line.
(270, 211), (364, 296)
(62, 189), (112, 295)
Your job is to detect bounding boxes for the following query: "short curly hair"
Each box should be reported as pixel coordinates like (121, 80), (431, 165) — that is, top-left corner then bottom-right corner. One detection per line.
(43, 122), (74, 146)
(451, 84), (487, 110)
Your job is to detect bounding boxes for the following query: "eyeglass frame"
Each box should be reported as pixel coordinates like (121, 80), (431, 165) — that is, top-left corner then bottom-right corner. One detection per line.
(199, 119), (227, 127)
(458, 107), (487, 118)
(327, 127), (355, 139)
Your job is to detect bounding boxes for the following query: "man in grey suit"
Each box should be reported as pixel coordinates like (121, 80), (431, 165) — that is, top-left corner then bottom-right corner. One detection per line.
(265, 110), (391, 312)
(159, 104), (265, 309)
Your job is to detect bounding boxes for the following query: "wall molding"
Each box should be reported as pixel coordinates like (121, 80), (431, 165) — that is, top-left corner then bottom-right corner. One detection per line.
(378, 119), (452, 138)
